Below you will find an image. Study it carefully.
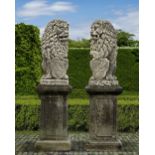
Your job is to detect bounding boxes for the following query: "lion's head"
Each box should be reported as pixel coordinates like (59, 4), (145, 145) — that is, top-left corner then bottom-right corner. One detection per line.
(90, 20), (117, 58)
(42, 20), (69, 56)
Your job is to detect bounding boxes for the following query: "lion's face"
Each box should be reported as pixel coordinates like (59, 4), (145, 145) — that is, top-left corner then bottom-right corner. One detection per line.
(90, 20), (117, 56)
(42, 20), (69, 56)
(42, 20), (69, 46)
(91, 20), (116, 40)
(57, 25), (68, 42)
(51, 20), (69, 42)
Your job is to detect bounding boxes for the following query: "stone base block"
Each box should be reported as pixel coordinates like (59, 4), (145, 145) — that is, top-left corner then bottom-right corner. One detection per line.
(35, 140), (71, 152)
(85, 139), (122, 151)
(40, 78), (69, 85)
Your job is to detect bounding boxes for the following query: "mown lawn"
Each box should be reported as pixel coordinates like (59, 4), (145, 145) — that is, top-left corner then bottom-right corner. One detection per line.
(15, 91), (139, 105)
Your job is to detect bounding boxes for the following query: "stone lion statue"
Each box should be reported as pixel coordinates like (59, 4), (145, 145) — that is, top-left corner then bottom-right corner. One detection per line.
(40, 20), (69, 85)
(89, 20), (119, 86)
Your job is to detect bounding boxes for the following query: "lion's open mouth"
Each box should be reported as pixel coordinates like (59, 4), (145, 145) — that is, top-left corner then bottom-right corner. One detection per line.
(59, 35), (68, 41)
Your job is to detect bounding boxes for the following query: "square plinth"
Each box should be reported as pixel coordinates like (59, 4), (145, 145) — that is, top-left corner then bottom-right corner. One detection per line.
(35, 140), (71, 151)
(85, 139), (122, 151)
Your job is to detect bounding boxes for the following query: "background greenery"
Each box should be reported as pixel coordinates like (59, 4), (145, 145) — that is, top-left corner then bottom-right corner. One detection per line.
(15, 23), (139, 132)
(16, 47), (139, 96)
(15, 95), (139, 132)
(15, 24), (139, 95)
(15, 23), (42, 94)
(68, 48), (139, 98)
(68, 29), (139, 48)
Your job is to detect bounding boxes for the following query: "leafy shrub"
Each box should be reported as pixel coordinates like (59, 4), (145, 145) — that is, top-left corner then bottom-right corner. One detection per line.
(117, 102), (139, 132)
(116, 48), (139, 91)
(15, 104), (40, 130)
(15, 102), (139, 132)
(68, 103), (89, 131)
(68, 49), (91, 90)
(68, 48), (139, 95)
(15, 23), (42, 94)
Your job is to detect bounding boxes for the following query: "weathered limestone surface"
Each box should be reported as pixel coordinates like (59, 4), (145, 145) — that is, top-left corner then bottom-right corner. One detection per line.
(40, 20), (69, 85)
(35, 20), (71, 151)
(37, 85), (71, 140)
(85, 86), (122, 151)
(35, 140), (71, 151)
(89, 20), (119, 86)
(86, 20), (123, 151)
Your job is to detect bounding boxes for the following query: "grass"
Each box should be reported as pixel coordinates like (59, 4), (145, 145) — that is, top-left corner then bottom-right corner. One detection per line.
(15, 91), (139, 105)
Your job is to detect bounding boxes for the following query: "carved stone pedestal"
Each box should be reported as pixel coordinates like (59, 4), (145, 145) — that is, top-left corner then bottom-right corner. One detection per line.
(85, 85), (123, 151)
(35, 84), (72, 151)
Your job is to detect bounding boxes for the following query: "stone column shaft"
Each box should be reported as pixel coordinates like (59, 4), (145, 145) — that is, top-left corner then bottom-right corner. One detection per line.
(85, 86), (123, 151)
(35, 85), (72, 151)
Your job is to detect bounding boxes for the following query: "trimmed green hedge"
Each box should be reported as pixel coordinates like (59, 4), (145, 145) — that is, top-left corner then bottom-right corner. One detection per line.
(15, 102), (139, 132)
(15, 23), (42, 94)
(117, 102), (139, 132)
(16, 104), (40, 130)
(15, 22), (139, 95)
(68, 48), (139, 94)
(116, 48), (139, 91)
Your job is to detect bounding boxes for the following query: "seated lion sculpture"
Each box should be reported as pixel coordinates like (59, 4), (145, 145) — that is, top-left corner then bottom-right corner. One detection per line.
(41, 20), (69, 84)
(89, 20), (119, 86)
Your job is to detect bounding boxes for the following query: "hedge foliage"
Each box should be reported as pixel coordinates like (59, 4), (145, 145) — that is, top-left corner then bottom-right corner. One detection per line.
(15, 23), (139, 94)
(68, 49), (91, 90)
(15, 102), (139, 132)
(15, 23), (42, 94)
(116, 48), (139, 91)
(68, 48), (139, 93)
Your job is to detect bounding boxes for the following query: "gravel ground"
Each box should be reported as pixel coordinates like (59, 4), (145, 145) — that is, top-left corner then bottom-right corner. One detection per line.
(16, 132), (139, 155)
